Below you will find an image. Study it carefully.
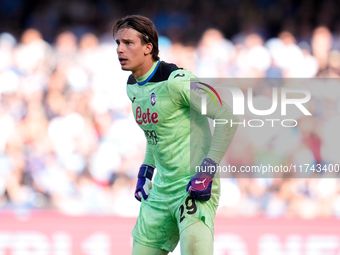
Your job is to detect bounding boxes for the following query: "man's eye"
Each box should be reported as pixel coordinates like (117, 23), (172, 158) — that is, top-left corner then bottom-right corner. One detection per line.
(126, 42), (131, 45)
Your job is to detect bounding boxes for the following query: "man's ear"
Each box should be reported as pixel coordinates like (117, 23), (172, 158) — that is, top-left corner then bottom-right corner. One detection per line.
(144, 42), (153, 55)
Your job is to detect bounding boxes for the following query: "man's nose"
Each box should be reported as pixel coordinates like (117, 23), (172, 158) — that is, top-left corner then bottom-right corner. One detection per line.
(117, 44), (124, 53)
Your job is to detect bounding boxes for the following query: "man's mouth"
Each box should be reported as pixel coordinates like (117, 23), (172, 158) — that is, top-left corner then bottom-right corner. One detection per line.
(119, 58), (128, 65)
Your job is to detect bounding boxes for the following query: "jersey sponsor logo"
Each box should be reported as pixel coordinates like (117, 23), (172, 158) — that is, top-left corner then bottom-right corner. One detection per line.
(144, 129), (159, 145)
(174, 73), (185, 78)
(150, 92), (156, 106)
(136, 106), (158, 125)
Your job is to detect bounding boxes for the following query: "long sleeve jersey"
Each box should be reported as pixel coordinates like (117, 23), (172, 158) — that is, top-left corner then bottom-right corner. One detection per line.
(126, 60), (238, 197)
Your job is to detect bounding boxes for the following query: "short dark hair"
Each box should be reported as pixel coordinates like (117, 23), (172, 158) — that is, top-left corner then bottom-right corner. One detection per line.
(112, 15), (160, 61)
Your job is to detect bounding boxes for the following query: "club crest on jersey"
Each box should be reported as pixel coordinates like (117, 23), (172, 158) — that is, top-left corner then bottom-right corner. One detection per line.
(150, 92), (156, 106)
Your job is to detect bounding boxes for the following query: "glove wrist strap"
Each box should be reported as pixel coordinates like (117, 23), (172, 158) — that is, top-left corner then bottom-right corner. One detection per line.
(138, 164), (155, 180)
(196, 158), (218, 178)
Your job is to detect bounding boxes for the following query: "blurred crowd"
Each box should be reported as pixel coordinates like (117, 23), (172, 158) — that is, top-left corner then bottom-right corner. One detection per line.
(1, 0), (340, 218)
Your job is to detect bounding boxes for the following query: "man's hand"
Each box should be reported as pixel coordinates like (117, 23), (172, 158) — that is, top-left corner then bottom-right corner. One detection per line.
(135, 164), (155, 202)
(186, 158), (218, 201)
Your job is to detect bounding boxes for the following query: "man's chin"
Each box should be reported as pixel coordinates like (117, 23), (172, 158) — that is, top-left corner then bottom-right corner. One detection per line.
(121, 65), (131, 71)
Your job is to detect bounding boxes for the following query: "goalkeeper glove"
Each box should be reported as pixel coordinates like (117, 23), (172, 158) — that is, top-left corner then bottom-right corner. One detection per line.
(186, 158), (218, 201)
(135, 164), (154, 202)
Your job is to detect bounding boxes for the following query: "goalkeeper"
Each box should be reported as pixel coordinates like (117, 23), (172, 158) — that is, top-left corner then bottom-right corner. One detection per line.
(113, 15), (238, 255)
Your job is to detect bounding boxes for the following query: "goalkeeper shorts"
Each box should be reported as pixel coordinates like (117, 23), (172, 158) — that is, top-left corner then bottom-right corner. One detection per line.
(132, 190), (219, 252)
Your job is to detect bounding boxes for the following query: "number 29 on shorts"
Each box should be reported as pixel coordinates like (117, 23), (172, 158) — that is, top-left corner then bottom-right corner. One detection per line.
(179, 196), (197, 223)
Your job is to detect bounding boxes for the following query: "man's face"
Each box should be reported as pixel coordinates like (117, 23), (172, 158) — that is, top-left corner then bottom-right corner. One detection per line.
(115, 28), (151, 74)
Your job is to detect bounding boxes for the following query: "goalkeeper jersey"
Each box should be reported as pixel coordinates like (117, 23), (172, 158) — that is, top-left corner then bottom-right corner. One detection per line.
(126, 61), (237, 197)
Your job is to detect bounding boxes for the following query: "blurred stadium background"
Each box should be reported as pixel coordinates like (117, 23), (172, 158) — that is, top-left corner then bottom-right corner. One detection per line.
(1, 0), (340, 254)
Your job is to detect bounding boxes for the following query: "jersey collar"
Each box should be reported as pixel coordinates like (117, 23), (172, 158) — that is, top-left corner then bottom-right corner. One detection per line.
(136, 61), (161, 86)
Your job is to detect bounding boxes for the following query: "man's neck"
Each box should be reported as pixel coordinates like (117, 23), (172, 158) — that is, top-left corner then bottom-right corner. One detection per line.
(132, 59), (155, 79)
